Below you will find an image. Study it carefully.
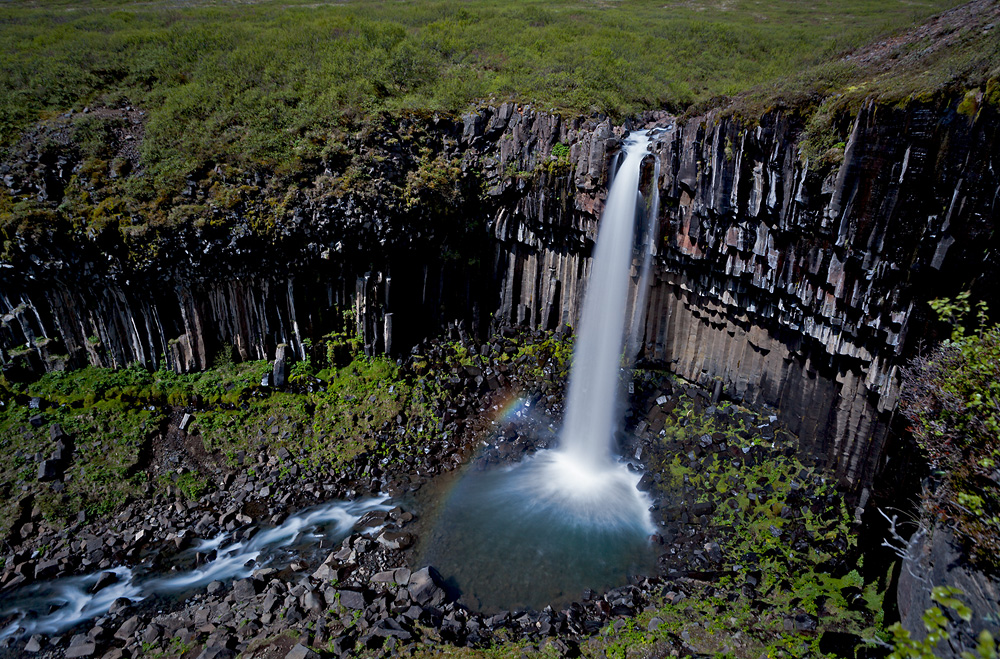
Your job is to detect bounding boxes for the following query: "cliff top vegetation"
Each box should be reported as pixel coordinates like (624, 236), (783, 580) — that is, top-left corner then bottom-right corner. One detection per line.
(1, 0), (994, 189)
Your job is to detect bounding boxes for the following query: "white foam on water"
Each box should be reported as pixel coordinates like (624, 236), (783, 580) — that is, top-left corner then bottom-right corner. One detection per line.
(499, 450), (655, 534)
(0, 496), (392, 640)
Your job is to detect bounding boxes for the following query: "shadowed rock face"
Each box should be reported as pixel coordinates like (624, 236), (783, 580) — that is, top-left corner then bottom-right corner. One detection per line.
(2, 100), (998, 490)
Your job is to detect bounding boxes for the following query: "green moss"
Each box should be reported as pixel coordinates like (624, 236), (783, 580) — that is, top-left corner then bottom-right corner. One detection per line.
(958, 88), (981, 117)
(161, 470), (210, 500)
(986, 78), (1000, 107)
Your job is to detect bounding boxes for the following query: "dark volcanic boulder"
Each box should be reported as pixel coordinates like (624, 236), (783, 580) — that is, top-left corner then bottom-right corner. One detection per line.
(407, 566), (447, 607)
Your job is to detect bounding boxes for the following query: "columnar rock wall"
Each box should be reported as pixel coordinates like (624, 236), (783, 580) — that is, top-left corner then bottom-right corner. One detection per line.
(2, 100), (998, 488)
(475, 101), (999, 488)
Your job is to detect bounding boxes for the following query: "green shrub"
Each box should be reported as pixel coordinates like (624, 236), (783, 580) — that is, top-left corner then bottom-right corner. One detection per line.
(901, 293), (1000, 571)
(888, 586), (996, 659)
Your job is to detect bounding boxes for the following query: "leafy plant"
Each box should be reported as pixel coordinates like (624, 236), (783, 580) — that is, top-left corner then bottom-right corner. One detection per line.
(901, 293), (1000, 570)
(887, 586), (996, 659)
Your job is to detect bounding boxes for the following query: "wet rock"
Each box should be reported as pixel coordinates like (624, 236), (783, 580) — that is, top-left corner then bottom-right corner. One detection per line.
(91, 571), (118, 594)
(356, 510), (388, 528)
(24, 635), (43, 653)
(34, 559), (60, 579)
(376, 530), (413, 550)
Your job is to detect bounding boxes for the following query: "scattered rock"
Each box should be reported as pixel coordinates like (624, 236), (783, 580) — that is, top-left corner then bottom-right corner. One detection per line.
(232, 578), (259, 600)
(24, 635), (43, 653)
(37, 459), (60, 481)
(376, 530), (413, 550)
(273, 344), (289, 388)
(285, 644), (320, 659)
(91, 571), (118, 594)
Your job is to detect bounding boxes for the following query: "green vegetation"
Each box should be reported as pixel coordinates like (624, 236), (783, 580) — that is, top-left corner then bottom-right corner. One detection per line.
(193, 355), (419, 471)
(901, 293), (1000, 572)
(395, 379), (890, 659)
(641, 390), (885, 657)
(888, 587), (996, 659)
(0, 338), (419, 538)
(0, 327), (575, 542)
(0, 0), (977, 193)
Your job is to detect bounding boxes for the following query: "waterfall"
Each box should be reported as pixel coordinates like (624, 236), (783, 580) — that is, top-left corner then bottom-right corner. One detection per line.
(403, 132), (662, 611)
(560, 131), (652, 469)
(481, 130), (657, 530)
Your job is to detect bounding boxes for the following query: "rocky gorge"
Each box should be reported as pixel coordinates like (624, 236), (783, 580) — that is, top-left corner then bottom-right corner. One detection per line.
(2, 69), (1000, 658)
(0, 329), (873, 658)
(3, 95), (998, 488)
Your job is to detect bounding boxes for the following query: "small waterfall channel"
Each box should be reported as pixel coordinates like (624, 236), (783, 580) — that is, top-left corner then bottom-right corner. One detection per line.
(417, 131), (661, 611)
(0, 497), (392, 640)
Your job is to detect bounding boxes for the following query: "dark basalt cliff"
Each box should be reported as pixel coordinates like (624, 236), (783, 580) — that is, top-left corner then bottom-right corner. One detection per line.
(2, 100), (998, 491)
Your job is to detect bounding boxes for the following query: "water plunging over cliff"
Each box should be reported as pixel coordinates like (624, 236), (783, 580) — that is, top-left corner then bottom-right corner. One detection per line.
(561, 130), (652, 468)
(417, 132), (657, 611)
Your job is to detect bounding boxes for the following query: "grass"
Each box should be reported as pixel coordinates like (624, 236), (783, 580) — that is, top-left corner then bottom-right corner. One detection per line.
(0, 351), (422, 538)
(194, 356), (420, 470)
(0, 390), (156, 536)
(0, 0), (973, 193)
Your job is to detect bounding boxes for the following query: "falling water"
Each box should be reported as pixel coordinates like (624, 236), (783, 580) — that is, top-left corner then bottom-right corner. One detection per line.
(500, 130), (656, 526)
(561, 130), (652, 467)
(417, 132), (660, 611)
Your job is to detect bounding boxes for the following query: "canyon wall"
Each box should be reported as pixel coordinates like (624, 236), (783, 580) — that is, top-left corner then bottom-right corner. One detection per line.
(2, 100), (998, 488)
(467, 100), (999, 488)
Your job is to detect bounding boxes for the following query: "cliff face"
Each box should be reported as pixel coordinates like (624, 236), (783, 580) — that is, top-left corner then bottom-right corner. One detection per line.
(466, 100), (999, 489)
(2, 100), (998, 489)
(638, 103), (999, 487)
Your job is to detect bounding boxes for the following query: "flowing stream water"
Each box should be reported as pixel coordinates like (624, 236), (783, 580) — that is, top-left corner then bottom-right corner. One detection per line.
(0, 497), (392, 640)
(417, 131), (660, 611)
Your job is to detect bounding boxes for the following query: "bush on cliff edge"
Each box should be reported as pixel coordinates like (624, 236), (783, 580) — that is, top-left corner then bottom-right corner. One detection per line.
(901, 292), (1000, 573)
